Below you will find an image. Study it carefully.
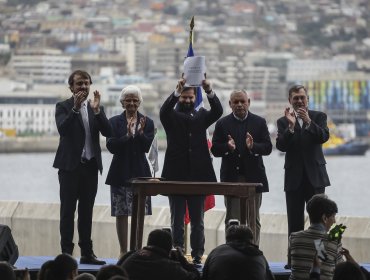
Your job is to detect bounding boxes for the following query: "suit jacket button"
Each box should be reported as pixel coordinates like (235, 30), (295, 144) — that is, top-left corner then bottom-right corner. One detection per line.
(189, 148), (192, 152)
(236, 166), (239, 170)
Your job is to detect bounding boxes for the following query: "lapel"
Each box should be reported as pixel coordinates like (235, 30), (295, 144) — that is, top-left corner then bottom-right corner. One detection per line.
(121, 112), (128, 135)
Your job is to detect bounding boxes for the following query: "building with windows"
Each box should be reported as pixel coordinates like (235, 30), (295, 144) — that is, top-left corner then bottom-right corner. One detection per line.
(10, 49), (71, 84)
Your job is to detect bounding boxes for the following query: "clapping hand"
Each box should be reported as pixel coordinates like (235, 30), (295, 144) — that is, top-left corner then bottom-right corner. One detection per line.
(73, 91), (87, 110)
(89, 90), (101, 114)
(138, 117), (146, 135)
(296, 107), (311, 125)
(227, 135), (236, 152)
(127, 117), (135, 136)
(284, 107), (296, 129)
(246, 132), (253, 149)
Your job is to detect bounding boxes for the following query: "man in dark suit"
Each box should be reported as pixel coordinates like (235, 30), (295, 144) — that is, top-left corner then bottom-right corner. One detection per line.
(160, 75), (223, 264)
(53, 70), (111, 264)
(211, 89), (272, 245)
(276, 84), (330, 246)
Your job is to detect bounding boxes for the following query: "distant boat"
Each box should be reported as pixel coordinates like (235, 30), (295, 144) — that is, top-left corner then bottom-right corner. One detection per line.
(323, 122), (369, 156)
(323, 138), (369, 156)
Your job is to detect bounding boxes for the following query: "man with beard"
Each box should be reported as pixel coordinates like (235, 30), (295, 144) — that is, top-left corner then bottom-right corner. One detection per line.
(276, 85), (330, 268)
(160, 75), (223, 265)
(53, 70), (111, 264)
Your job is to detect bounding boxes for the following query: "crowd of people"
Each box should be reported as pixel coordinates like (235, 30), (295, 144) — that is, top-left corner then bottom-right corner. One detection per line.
(1, 69), (368, 280)
(1, 221), (369, 280)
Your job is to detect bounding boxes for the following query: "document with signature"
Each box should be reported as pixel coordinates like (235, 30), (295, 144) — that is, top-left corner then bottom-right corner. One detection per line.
(183, 56), (206, 87)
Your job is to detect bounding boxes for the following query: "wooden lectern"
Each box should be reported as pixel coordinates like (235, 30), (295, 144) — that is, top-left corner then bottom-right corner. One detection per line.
(129, 179), (261, 250)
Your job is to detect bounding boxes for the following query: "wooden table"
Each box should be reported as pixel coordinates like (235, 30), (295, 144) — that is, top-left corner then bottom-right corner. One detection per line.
(128, 179), (261, 250)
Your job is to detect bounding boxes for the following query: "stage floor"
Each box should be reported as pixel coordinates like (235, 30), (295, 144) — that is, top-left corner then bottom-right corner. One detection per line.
(14, 256), (370, 280)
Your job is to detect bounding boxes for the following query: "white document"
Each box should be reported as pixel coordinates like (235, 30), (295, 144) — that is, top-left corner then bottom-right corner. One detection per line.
(183, 56), (206, 87)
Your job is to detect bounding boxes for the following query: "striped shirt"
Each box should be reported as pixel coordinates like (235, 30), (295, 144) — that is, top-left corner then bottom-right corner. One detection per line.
(289, 227), (344, 280)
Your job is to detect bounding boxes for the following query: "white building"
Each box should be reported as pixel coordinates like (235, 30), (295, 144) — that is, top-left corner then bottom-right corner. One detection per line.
(0, 79), (67, 135)
(10, 49), (71, 84)
(0, 95), (58, 135)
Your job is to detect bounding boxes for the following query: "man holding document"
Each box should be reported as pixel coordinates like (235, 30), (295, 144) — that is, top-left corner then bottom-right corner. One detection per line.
(160, 69), (223, 264)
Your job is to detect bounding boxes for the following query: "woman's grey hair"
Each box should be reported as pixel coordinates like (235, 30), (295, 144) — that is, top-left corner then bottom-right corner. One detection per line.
(119, 85), (143, 103)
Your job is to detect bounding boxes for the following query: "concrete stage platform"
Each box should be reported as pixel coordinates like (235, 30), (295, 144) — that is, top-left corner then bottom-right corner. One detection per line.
(15, 256), (370, 280)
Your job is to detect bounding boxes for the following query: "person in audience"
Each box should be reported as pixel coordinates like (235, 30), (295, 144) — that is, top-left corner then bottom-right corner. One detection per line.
(0, 261), (16, 280)
(105, 85), (154, 258)
(288, 194), (343, 280)
(333, 247), (369, 280)
(96, 265), (129, 280)
(39, 254), (78, 280)
(120, 229), (200, 280)
(74, 272), (96, 280)
(38, 260), (53, 280)
(107, 277), (128, 280)
(202, 224), (274, 280)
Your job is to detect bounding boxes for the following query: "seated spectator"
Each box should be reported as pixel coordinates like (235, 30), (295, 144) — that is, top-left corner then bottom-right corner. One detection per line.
(96, 265), (128, 280)
(0, 261), (16, 280)
(333, 247), (369, 280)
(120, 229), (200, 280)
(202, 224), (274, 280)
(108, 277), (128, 280)
(289, 194), (343, 280)
(38, 254), (78, 280)
(74, 272), (96, 280)
(38, 260), (53, 280)
(334, 262), (366, 280)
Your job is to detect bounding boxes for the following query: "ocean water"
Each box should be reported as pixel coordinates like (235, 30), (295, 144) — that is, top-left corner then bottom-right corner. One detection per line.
(0, 150), (369, 217)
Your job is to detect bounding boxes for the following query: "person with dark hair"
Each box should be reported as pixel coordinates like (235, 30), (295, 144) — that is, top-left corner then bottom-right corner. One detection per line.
(38, 260), (53, 280)
(160, 75), (223, 264)
(105, 85), (154, 258)
(53, 70), (111, 265)
(120, 229), (200, 280)
(74, 273), (96, 280)
(202, 224), (274, 280)
(211, 89), (272, 245)
(333, 262), (366, 280)
(96, 265), (129, 280)
(334, 247), (370, 280)
(108, 277), (128, 280)
(0, 261), (16, 280)
(288, 194), (343, 280)
(276, 85), (330, 267)
(39, 254), (78, 280)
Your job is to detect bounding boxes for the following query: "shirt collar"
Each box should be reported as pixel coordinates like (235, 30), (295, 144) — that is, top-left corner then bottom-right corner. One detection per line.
(232, 111), (248, 121)
(309, 223), (327, 233)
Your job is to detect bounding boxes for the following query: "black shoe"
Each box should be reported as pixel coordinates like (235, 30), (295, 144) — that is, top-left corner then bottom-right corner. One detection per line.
(80, 254), (106, 265)
(284, 263), (291, 270)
